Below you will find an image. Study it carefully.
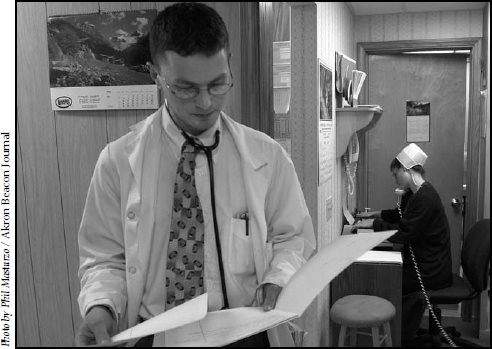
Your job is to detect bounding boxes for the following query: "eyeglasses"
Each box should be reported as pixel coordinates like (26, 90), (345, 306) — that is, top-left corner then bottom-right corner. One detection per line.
(159, 74), (234, 100)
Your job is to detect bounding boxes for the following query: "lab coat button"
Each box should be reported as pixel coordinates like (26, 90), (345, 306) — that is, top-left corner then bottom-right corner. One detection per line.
(128, 266), (137, 274)
(127, 211), (136, 220)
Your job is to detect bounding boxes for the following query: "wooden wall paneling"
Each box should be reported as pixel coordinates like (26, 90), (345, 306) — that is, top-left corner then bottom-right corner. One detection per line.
(16, 120), (41, 347)
(17, 2), (75, 346)
(46, 1), (108, 338)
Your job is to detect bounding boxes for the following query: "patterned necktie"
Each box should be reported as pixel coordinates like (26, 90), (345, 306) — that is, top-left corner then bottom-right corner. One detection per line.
(165, 139), (205, 310)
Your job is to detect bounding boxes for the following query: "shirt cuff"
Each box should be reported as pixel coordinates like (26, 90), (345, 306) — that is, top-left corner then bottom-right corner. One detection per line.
(85, 300), (119, 326)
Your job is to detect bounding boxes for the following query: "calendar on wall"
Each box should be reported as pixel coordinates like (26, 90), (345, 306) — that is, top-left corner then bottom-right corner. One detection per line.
(47, 10), (159, 111)
(51, 85), (158, 110)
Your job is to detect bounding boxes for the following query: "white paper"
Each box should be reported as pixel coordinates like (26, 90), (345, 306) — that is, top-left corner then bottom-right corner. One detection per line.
(275, 230), (397, 315)
(273, 88), (291, 114)
(406, 115), (430, 142)
(110, 293), (208, 345)
(273, 41), (291, 65)
(341, 225), (354, 235)
(343, 204), (355, 225)
(110, 231), (396, 346)
(351, 70), (367, 101)
(357, 228), (374, 233)
(154, 230), (396, 346)
(318, 121), (333, 185)
(273, 65), (291, 88)
(356, 250), (403, 264)
(162, 307), (297, 347)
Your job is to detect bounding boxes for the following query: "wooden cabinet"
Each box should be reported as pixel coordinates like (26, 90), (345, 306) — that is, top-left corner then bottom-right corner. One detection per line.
(330, 252), (403, 346)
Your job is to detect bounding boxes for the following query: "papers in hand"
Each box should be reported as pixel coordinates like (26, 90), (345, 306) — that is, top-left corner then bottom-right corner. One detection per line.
(110, 293), (208, 345)
(164, 307), (297, 347)
(112, 230), (397, 346)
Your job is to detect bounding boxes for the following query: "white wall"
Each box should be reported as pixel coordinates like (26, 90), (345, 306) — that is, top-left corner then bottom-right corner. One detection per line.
(289, 2), (355, 346)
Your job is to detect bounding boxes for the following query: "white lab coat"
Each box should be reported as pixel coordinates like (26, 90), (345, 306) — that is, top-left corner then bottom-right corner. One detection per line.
(78, 107), (316, 346)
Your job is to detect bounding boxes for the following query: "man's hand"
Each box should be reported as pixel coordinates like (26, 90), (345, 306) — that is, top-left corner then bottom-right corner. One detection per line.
(251, 283), (282, 311)
(75, 305), (117, 346)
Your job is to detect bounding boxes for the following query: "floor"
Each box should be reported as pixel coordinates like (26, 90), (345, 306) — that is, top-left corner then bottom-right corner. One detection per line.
(419, 311), (490, 347)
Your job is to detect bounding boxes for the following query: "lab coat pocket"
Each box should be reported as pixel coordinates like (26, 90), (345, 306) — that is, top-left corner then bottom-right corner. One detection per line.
(230, 218), (255, 275)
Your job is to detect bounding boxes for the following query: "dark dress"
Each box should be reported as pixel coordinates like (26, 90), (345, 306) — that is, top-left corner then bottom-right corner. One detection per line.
(373, 181), (453, 293)
(372, 181), (453, 343)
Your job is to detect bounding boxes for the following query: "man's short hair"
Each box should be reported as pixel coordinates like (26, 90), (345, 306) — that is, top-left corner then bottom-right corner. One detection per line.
(149, 2), (230, 64)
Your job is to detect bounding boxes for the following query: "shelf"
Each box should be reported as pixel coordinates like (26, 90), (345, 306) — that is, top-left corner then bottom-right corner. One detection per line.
(336, 106), (383, 157)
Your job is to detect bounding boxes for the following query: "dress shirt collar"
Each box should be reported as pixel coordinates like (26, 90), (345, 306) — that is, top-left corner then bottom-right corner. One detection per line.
(161, 100), (222, 152)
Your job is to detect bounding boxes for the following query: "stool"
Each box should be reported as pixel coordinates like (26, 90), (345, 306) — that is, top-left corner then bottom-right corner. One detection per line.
(330, 295), (395, 347)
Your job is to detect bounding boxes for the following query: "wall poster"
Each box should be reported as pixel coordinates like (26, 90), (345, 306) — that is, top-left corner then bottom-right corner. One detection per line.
(319, 59), (332, 120)
(318, 58), (333, 186)
(48, 10), (159, 111)
(406, 101), (430, 142)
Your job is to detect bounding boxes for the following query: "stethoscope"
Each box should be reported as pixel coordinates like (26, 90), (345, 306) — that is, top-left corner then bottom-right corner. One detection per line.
(180, 128), (230, 309)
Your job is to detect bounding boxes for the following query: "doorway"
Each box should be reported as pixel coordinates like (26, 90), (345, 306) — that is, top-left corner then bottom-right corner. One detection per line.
(366, 52), (468, 276)
(356, 38), (486, 246)
(356, 38), (484, 255)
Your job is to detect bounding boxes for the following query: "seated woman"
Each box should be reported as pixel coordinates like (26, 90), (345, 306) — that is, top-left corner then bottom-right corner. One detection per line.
(354, 143), (453, 346)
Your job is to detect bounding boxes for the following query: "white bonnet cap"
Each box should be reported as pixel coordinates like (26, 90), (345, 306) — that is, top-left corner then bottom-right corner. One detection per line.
(396, 143), (428, 169)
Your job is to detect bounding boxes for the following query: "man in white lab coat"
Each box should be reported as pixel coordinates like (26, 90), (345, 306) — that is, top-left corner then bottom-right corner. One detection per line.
(75, 2), (315, 347)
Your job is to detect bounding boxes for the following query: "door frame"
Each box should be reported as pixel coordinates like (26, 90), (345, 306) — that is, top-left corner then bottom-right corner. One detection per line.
(356, 38), (485, 240)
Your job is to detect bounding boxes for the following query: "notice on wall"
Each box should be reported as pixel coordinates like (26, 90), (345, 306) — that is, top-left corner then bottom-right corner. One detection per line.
(47, 10), (159, 111)
(273, 41), (291, 114)
(406, 101), (430, 142)
(319, 59), (333, 120)
(318, 120), (333, 185)
(275, 138), (291, 157)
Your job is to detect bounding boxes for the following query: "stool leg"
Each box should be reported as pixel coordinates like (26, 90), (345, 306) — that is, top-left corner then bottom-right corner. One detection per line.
(383, 322), (392, 347)
(371, 326), (380, 347)
(349, 327), (357, 346)
(338, 325), (346, 347)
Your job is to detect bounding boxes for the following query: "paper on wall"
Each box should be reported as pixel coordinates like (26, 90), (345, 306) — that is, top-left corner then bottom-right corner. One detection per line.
(154, 230), (397, 346)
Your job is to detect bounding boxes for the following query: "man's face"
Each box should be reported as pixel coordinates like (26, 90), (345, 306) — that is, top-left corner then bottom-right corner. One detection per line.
(153, 49), (231, 136)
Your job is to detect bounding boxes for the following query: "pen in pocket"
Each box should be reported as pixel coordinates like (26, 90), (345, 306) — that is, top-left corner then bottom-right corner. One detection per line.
(239, 212), (249, 236)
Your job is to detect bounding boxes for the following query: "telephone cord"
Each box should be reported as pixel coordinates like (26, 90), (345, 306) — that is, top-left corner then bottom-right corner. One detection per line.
(397, 202), (457, 347)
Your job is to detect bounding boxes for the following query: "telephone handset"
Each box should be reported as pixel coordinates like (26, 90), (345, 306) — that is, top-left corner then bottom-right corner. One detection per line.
(395, 191), (457, 347)
(394, 188), (406, 196)
(344, 134), (359, 195)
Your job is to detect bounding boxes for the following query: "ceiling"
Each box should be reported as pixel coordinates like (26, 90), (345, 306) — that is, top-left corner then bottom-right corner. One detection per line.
(346, 2), (486, 16)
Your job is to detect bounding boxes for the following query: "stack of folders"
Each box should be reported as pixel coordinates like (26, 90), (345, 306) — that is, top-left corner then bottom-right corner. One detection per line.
(351, 70), (367, 105)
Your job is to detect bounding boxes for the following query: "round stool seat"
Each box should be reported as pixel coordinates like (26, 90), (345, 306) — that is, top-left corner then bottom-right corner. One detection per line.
(330, 295), (396, 327)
